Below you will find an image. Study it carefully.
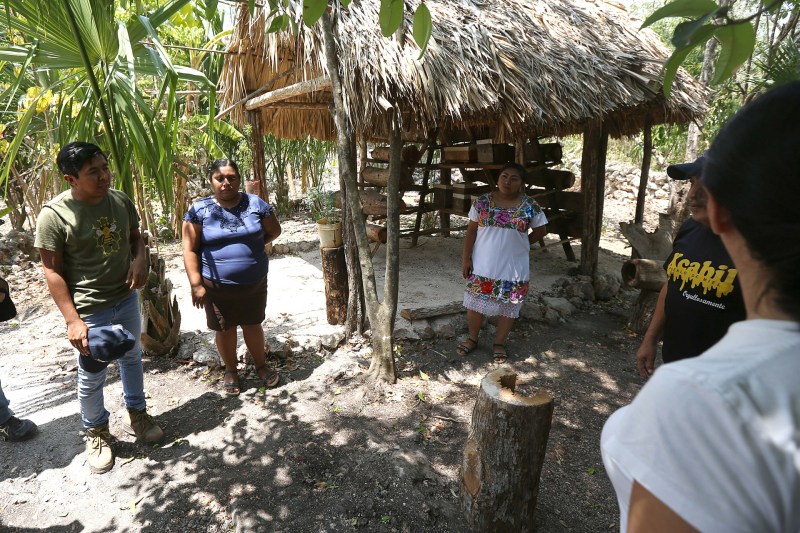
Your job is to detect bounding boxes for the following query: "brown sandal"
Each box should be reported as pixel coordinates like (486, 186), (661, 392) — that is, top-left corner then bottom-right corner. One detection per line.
(223, 370), (240, 396)
(456, 338), (478, 356)
(493, 344), (508, 364)
(256, 365), (280, 388)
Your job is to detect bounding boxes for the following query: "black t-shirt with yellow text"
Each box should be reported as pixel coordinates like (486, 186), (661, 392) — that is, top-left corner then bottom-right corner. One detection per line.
(662, 218), (746, 363)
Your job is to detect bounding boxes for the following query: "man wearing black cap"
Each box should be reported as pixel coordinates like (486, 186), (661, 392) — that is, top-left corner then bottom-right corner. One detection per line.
(34, 142), (163, 474)
(635, 155), (746, 379)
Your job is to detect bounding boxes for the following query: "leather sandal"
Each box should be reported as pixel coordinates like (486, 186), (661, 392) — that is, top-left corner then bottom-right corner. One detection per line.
(493, 344), (508, 364)
(223, 370), (240, 396)
(456, 338), (478, 356)
(256, 365), (280, 388)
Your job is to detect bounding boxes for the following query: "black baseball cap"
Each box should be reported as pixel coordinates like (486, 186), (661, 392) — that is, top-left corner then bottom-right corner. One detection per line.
(666, 155), (706, 180)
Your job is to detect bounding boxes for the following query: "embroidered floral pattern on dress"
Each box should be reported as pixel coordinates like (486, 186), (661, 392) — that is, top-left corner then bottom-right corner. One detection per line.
(474, 194), (543, 232)
(465, 273), (529, 304)
(463, 292), (522, 318)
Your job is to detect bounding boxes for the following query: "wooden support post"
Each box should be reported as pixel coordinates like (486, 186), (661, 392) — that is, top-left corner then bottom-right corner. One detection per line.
(412, 132), (438, 246)
(635, 115), (652, 226)
(320, 246), (348, 325)
(440, 166), (452, 237)
(461, 368), (553, 532)
(579, 119), (608, 277)
(358, 139), (367, 185)
(247, 110), (268, 202)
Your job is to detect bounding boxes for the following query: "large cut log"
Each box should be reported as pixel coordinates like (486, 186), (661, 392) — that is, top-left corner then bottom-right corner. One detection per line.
(621, 259), (667, 291)
(400, 301), (463, 321)
(370, 145), (420, 163)
(320, 246), (348, 325)
(366, 223), (387, 244)
(361, 165), (414, 190)
(619, 212), (675, 261)
(525, 168), (575, 190)
(461, 369), (553, 532)
(335, 190), (406, 216)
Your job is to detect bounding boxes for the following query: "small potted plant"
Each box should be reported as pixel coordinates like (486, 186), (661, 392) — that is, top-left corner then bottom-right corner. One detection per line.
(307, 186), (342, 248)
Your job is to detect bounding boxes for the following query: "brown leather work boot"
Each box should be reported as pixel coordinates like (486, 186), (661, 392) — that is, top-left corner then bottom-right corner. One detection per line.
(86, 423), (114, 474)
(122, 408), (164, 443)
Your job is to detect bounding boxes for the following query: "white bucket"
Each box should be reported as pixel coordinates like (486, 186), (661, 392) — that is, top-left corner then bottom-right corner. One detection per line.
(317, 221), (342, 248)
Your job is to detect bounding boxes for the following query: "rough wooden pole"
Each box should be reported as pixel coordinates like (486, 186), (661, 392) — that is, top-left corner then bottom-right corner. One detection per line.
(247, 110), (268, 201)
(461, 369), (554, 532)
(579, 119), (607, 277)
(634, 115), (653, 226)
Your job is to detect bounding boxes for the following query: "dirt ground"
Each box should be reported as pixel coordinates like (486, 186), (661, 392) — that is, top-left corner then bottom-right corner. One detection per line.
(0, 200), (650, 533)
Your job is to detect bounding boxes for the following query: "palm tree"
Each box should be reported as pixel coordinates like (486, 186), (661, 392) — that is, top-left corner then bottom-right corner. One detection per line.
(0, 0), (211, 224)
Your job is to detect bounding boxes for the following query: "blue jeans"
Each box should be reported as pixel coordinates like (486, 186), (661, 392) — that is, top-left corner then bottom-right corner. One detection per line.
(0, 379), (12, 425)
(78, 292), (146, 429)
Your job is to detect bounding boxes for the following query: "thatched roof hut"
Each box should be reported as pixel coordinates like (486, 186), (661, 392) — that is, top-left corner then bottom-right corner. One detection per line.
(219, 0), (705, 142)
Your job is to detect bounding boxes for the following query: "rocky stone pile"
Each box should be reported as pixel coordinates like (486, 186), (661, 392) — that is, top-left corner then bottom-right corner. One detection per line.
(393, 270), (624, 341)
(603, 161), (671, 202)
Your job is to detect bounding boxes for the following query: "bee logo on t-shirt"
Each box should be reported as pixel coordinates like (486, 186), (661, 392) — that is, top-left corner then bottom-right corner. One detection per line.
(93, 216), (121, 256)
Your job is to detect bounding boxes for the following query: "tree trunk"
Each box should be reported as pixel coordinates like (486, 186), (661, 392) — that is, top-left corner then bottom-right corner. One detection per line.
(627, 289), (661, 335)
(321, 246), (348, 325)
(619, 212), (675, 260)
(248, 110), (269, 202)
(321, 10), (396, 381)
(461, 369), (554, 532)
(634, 116), (652, 227)
(343, 139), (366, 336)
(672, 31), (719, 231)
(579, 119), (608, 277)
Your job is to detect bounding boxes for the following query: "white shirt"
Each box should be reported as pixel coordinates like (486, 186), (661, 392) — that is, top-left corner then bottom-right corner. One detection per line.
(601, 320), (800, 532)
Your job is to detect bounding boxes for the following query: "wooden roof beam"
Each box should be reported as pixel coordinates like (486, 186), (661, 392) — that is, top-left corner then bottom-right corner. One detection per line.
(245, 76), (332, 111)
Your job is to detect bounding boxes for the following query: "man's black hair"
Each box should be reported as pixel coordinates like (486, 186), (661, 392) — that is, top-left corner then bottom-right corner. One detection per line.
(56, 142), (106, 178)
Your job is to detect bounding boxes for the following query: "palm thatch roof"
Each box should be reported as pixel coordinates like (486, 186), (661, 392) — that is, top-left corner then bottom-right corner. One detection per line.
(219, 0), (705, 142)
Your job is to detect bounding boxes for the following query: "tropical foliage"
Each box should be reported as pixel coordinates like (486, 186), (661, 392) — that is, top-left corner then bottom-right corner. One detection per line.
(643, 0), (800, 96)
(0, 0), (239, 234)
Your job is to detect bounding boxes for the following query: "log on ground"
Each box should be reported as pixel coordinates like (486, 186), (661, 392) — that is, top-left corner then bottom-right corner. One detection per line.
(400, 301), (463, 321)
(621, 259), (667, 291)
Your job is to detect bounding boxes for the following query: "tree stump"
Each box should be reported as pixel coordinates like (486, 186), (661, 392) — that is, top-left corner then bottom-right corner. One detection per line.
(627, 289), (661, 335)
(321, 246), (348, 325)
(460, 369), (554, 532)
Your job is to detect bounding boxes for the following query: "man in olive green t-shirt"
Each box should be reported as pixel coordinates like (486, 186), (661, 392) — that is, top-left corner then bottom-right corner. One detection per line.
(34, 142), (163, 474)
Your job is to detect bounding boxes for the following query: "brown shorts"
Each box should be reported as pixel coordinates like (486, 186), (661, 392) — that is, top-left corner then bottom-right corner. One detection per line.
(202, 276), (268, 331)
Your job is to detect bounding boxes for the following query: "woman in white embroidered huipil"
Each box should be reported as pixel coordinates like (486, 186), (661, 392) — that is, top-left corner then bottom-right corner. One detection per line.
(457, 163), (547, 362)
